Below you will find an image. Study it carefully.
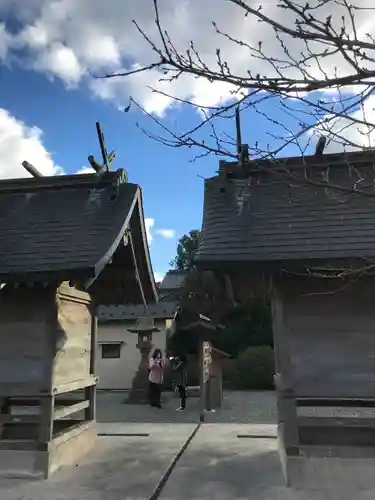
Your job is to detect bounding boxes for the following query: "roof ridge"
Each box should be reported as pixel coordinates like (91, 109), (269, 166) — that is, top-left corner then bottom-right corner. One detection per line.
(220, 149), (375, 176)
(0, 169), (132, 193)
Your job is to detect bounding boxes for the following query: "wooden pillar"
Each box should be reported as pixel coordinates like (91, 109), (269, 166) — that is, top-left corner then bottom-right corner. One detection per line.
(271, 284), (299, 454)
(200, 340), (213, 420)
(199, 341), (205, 421)
(38, 303), (57, 446)
(85, 309), (98, 421)
(0, 398), (10, 439)
(39, 395), (55, 444)
(90, 309), (98, 375)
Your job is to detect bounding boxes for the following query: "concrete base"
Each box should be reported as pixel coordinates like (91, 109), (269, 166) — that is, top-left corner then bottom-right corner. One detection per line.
(0, 421), (96, 479)
(278, 429), (375, 490)
(0, 448), (44, 479)
(282, 452), (375, 490)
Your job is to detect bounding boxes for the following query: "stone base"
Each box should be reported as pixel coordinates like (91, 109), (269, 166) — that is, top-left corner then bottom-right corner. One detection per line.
(282, 453), (375, 490)
(0, 421), (96, 479)
(278, 428), (375, 490)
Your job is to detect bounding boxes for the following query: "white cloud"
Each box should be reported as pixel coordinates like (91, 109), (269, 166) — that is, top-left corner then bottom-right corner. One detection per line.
(0, 0), (262, 113)
(145, 220), (176, 243)
(156, 228), (176, 239)
(76, 166), (95, 174)
(145, 217), (154, 243)
(0, 108), (61, 179)
(34, 43), (83, 85)
(310, 94), (375, 153)
(154, 271), (166, 283)
(1, 0), (374, 116)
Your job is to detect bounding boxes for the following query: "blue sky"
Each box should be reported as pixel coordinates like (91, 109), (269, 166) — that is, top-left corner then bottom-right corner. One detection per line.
(0, 0), (370, 281)
(0, 65), (217, 280)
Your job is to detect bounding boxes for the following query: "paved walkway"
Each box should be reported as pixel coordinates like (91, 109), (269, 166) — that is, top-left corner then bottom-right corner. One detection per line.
(3, 422), (375, 500)
(1, 423), (196, 500)
(2, 391), (375, 499)
(159, 424), (375, 500)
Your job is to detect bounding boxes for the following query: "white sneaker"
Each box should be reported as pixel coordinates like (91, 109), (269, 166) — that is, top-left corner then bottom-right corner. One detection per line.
(176, 407), (185, 411)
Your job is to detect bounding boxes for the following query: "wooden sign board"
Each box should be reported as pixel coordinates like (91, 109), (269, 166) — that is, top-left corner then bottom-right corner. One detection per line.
(202, 341), (212, 383)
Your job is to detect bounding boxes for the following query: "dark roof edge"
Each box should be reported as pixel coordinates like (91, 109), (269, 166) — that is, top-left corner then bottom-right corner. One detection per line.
(0, 170), (129, 193)
(135, 188), (159, 302)
(87, 186), (139, 289)
(220, 148), (375, 175)
(194, 255), (375, 270)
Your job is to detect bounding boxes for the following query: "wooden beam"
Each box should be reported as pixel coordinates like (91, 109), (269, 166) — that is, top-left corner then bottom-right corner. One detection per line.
(49, 421), (93, 448)
(1, 415), (39, 423)
(90, 308), (98, 377)
(85, 308), (98, 422)
(51, 375), (98, 395)
(235, 106), (242, 159)
(22, 160), (43, 178)
(96, 121), (110, 171)
(0, 440), (40, 451)
(38, 395), (54, 443)
(88, 155), (106, 175)
(84, 386), (96, 422)
(54, 400), (90, 420)
(315, 135), (327, 155)
(3, 397), (81, 407)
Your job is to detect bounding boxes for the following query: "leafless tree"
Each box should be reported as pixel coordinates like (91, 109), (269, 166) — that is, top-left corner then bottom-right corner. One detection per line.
(93, 0), (375, 284)
(96, 0), (375, 164)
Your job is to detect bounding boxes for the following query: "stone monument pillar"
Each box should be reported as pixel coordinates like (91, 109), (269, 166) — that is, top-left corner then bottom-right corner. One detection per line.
(126, 317), (160, 404)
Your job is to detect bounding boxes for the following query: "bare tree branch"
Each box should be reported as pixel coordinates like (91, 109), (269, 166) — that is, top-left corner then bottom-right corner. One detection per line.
(93, 0), (375, 175)
(91, 0), (375, 283)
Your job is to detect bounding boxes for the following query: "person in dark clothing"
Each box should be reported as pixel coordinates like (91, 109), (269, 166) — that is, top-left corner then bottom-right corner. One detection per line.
(174, 354), (188, 411)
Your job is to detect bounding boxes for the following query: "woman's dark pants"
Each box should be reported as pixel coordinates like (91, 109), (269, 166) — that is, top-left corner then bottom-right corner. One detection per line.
(149, 382), (162, 407)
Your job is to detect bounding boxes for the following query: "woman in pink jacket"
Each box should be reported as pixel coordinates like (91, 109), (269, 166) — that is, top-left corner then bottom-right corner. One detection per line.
(148, 348), (166, 408)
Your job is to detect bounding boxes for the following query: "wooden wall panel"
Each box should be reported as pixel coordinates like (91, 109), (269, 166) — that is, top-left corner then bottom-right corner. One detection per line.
(283, 283), (375, 399)
(53, 289), (91, 388)
(0, 288), (55, 387)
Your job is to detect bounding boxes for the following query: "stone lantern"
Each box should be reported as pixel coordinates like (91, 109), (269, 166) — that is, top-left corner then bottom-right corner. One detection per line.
(126, 316), (161, 404)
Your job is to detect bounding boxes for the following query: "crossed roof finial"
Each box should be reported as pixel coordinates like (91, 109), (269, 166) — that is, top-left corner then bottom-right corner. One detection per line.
(88, 122), (116, 174)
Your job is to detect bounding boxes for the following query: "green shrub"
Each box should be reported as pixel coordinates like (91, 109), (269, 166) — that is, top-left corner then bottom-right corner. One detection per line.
(222, 359), (239, 388)
(234, 345), (275, 390)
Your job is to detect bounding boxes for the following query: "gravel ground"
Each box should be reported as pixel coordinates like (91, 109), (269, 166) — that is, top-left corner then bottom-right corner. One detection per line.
(96, 390), (277, 424)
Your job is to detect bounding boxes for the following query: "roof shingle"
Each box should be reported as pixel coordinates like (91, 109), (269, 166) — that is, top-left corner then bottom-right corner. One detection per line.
(196, 154), (375, 264)
(0, 171), (139, 281)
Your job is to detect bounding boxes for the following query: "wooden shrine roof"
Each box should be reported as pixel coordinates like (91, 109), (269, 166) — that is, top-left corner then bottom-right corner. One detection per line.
(0, 170), (157, 304)
(195, 149), (375, 267)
